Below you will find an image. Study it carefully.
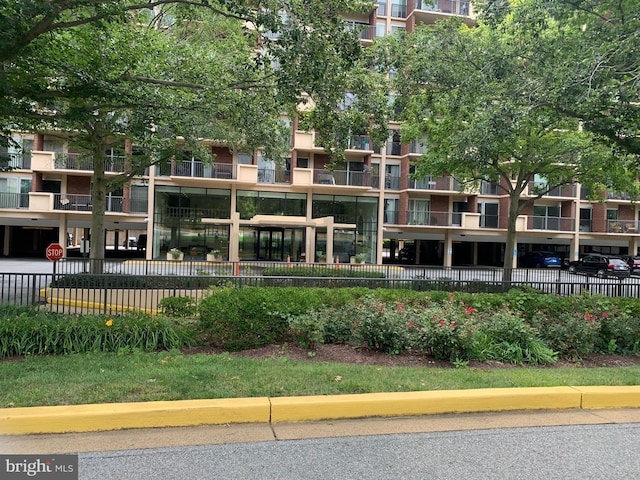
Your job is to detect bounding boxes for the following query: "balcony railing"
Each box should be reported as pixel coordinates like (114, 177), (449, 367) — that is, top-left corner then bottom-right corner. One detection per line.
(415, 0), (470, 16)
(166, 206), (230, 220)
(55, 153), (125, 172)
(345, 23), (376, 41)
(159, 161), (235, 179)
(0, 153), (31, 170)
(607, 220), (638, 234)
(313, 169), (372, 187)
(528, 216), (575, 232)
(386, 141), (402, 156)
(53, 194), (126, 212)
(409, 140), (427, 154)
(480, 215), (499, 228)
(407, 210), (454, 226)
(409, 176), (455, 191)
(258, 168), (291, 184)
(528, 182), (576, 198)
(0, 192), (29, 209)
(347, 135), (373, 150)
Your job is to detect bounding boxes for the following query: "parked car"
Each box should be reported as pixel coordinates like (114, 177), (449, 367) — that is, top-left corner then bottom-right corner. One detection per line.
(518, 251), (563, 268)
(398, 244), (415, 263)
(567, 254), (630, 279)
(620, 255), (640, 275)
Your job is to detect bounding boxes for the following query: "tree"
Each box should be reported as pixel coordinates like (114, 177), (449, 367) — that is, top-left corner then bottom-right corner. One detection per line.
(480, 0), (640, 156)
(391, 18), (635, 279)
(2, 1), (389, 270)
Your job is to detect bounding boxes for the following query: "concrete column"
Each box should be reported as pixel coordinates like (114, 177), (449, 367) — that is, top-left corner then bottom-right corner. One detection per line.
(59, 215), (68, 255)
(570, 235), (579, 262)
(443, 230), (453, 267)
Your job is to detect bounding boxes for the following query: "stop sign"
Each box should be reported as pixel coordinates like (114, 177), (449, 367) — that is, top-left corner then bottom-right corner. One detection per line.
(46, 243), (64, 262)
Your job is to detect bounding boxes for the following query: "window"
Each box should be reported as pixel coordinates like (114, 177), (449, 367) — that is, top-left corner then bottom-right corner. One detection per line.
(377, 1), (387, 16)
(384, 198), (398, 223)
(478, 202), (499, 228)
(533, 205), (561, 230)
(384, 164), (400, 190)
(408, 199), (431, 225)
(579, 207), (592, 232)
(376, 21), (387, 37)
(296, 157), (309, 168)
(237, 152), (253, 165)
(391, 0), (407, 17)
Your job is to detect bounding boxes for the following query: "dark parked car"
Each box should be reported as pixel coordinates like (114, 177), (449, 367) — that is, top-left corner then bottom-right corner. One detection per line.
(398, 245), (415, 263)
(519, 251), (563, 268)
(620, 255), (640, 276)
(567, 254), (630, 279)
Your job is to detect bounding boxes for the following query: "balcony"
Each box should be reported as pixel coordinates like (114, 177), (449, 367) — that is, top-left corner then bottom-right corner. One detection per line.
(607, 220), (638, 234)
(258, 168), (291, 184)
(53, 194), (127, 213)
(0, 153), (31, 170)
(0, 192), (29, 209)
(409, 140), (428, 155)
(54, 153), (125, 172)
(527, 182), (576, 198)
(344, 22), (376, 42)
(158, 161), (235, 180)
(407, 210), (456, 226)
(412, 0), (474, 26)
(347, 135), (373, 151)
(384, 175), (401, 190)
(409, 176), (455, 191)
(527, 216), (575, 232)
(313, 169), (372, 187)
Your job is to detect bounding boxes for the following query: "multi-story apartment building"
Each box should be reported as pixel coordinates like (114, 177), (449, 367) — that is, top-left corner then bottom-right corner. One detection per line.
(1, 1), (638, 265)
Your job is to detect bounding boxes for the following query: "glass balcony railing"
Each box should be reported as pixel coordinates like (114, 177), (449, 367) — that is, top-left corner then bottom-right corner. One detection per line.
(0, 192), (29, 209)
(158, 161), (235, 179)
(407, 210), (452, 226)
(55, 153), (125, 172)
(607, 220), (638, 234)
(415, 0), (470, 16)
(0, 153), (31, 170)
(528, 216), (575, 232)
(409, 176), (454, 190)
(313, 169), (372, 187)
(258, 168), (291, 184)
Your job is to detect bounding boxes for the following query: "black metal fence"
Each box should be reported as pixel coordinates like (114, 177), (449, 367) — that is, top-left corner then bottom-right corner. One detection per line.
(2, 260), (639, 315)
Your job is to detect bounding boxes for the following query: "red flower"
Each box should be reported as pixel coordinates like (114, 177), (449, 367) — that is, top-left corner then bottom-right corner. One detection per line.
(451, 323), (456, 329)
(449, 293), (455, 298)
(397, 304), (405, 310)
(465, 307), (475, 314)
(408, 321), (415, 330)
(438, 320), (445, 326)
(602, 312), (608, 318)
(584, 313), (592, 320)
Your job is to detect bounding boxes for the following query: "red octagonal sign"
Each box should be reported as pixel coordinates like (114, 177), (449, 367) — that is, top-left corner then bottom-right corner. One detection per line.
(46, 243), (64, 262)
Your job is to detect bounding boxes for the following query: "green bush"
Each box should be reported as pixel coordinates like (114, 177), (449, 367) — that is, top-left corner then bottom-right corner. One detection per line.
(412, 298), (475, 361)
(262, 266), (385, 278)
(473, 310), (557, 365)
(0, 311), (194, 358)
(158, 296), (197, 317)
(529, 310), (601, 358)
(348, 295), (413, 355)
(198, 286), (358, 350)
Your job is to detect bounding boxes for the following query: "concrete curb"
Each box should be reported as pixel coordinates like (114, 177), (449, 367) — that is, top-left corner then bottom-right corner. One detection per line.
(1, 386), (639, 435)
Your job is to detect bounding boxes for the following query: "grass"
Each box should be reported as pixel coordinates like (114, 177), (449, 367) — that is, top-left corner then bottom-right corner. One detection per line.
(1, 351), (640, 408)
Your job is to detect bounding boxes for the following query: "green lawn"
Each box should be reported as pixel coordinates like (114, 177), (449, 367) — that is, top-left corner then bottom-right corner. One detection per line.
(2, 350), (639, 408)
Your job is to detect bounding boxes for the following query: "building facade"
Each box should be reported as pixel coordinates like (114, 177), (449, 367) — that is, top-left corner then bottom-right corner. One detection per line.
(1, 1), (638, 264)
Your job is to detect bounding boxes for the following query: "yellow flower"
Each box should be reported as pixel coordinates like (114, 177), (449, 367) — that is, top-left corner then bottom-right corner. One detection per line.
(105, 319), (113, 327)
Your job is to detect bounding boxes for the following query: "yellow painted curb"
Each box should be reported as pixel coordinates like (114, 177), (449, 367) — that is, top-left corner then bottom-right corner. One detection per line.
(0, 398), (271, 435)
(575, 386), (640, 409)
(269, 387), (582, 423)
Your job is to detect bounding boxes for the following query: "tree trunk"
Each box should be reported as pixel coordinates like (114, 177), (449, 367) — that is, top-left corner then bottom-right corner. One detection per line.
(502, 193), (521, 284)
(89, 149), (107, 274)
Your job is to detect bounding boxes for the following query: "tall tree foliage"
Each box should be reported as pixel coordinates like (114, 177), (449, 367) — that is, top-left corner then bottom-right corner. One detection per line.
(390, 14), (635, 277)
(1, 1), (388, 269)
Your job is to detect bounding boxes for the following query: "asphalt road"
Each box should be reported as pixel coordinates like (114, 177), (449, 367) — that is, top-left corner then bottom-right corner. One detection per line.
(76, 423), (640, 480)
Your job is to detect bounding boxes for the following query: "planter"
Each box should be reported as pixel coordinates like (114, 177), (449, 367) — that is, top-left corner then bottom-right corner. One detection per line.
(167, 252), (184, 261)
(206, 254), (222, 262)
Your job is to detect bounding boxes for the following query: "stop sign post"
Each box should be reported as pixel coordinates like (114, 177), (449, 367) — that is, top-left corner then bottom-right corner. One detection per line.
(46, 243), (64, 262)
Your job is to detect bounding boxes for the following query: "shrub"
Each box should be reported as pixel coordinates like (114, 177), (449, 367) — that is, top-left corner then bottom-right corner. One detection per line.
(198, 286), (350, 350)
(262, 266), (385, 278)
(0, 312), (194, 358)
(411, 296), (475, 361)
(158, 296), (197, 317)
(472, 310), (557, 365)
(349, 295), (413, 355)
(529, 310), (601, 358)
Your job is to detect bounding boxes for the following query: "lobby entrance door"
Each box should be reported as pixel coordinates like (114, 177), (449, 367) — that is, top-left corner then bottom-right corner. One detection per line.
(257, 228), (284, 261)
